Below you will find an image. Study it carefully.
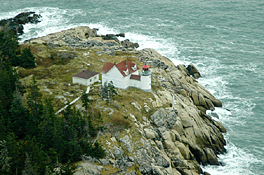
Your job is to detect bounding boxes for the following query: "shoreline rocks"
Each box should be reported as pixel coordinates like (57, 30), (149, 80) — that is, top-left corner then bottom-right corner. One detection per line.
(18, 25), (226, 175)
(0, 12), (41, 35)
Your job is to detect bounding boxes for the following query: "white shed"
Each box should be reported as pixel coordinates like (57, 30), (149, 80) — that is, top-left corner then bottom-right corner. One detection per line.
(72, 70), (99, 86)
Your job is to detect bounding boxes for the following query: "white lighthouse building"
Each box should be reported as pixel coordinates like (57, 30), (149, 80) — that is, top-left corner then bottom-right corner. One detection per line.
(101, 60), (152, 92)
(140, 63), (152, 92)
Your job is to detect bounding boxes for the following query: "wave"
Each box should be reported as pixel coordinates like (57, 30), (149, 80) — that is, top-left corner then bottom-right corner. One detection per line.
(202, 140), (263, 175)
(1, 6), (263, 174)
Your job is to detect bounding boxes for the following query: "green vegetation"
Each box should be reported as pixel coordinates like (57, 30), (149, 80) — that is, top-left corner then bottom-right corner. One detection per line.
(0, 27), (167, 175)
(0, 28), (36, 68)
(0, 30), (105, 175)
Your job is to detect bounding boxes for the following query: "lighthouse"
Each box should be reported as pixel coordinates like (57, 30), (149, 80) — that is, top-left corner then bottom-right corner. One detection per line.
(140, 63), (152, 92)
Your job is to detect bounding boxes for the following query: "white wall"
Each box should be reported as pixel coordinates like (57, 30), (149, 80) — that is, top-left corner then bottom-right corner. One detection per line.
(141, 75), (151, 92)
(72, 74), (99, 86)
(129, 79), (141, 89)
(102, 66), (128, 89)
(73, 77), (88, 86)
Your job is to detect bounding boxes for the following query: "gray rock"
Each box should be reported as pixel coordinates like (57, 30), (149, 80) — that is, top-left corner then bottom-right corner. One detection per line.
(74, 161), (103, 175)
(152, 166), (164, 175)
(128, 156), (135, 162)
(144, 128), (157, 139)
(99, 158), (110, 165)
(120, 135), (134, 152)
(121, 39), (139, 48)
(0, 12), (41, 35)
(125, 171), (136, 175)
(139, 164), (152, 175)
(113, 146), (124, 158)
(203, 148), (220, 165)
(150, 108), (167, 127)
(186, 64), (201, 79)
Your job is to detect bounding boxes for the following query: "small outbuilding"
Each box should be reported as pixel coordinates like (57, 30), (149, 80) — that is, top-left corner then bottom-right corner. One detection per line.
(72, 69), (99, 86)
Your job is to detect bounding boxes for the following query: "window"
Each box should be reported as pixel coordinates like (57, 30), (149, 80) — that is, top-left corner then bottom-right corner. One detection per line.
(90, 79), (92, 82)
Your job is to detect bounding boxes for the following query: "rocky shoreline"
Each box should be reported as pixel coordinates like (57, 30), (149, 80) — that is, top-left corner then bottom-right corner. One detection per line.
(0, 12), (41, 35)
(18, 23), (226, 175)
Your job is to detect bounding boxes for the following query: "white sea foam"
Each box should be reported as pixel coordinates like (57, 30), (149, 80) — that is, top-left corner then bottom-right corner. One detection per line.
(1, 6), (262, 174)
(0, 7), (86, 42)
(202, 141), (263, 175)
(20, 7), (86, 42)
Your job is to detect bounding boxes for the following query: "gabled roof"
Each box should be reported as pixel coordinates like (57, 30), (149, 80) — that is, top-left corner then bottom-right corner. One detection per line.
(130, 74), (141, 81)
(72, 70), (98, 79)
(101, 62), (115, 74)
(101, 60), (139, 77)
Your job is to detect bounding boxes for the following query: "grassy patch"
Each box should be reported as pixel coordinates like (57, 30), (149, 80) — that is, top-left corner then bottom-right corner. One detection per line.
(110, 116), (131, 128)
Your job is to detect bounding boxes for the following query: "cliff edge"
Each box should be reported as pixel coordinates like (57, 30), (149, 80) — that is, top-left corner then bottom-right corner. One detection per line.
(20, 26), (226, 175)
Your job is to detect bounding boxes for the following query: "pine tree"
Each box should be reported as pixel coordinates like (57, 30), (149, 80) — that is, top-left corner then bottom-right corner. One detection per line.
(4, 133), (20, 174)
(19, 47), (36, 68)
(9, 90), (29, 138)
(0, 116), (6, 140)
(81, 91), (89, 117)
(0, 140), (12, 173)
(26, 76), (43, 135)
(108, 81), (117, 105)
(0, 28), (19, 64)
(22, 153), (37, 175)
(0, 63), (18, 113)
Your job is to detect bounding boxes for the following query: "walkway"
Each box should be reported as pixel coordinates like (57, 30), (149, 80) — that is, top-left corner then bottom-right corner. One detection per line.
(55, 86), (90, 115)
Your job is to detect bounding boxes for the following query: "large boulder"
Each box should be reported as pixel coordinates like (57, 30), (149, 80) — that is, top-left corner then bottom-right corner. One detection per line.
(13, 12), (41, 24)
(0, 12), (41, 35)
(186, 64), (201, 79)
(121, 39), (139, 48)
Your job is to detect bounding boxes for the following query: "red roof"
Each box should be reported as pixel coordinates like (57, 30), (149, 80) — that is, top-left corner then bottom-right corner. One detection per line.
(72, 70), (99, 79)
(101, 60), (139, 77)
(101, 62), (115, 74)
(142, 63), (149, 69)
(130, 74), (141, 81)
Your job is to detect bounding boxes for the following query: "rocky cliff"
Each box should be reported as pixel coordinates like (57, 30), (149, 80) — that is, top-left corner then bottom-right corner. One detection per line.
(0, 12), (41, 35)
(20, 26), (226, 175)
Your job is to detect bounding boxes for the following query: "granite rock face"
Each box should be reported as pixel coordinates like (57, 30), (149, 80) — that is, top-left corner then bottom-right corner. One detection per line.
(19, 25), (226, 175)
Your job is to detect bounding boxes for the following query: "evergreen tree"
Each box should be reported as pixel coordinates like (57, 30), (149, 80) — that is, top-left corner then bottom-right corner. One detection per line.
(91, 141), (105, 158)
(9, 90), (29, 138)
(26, 76), (43, 135)
(22, 153), (37, 175)
(108, 81), (117, 105)
(81, 92), (89, 117)
(19, 47), (36, 68)
(0, 140), (11, 174)
(0, 63), (18, 114)
(2, 133), (20, 175)
(88, 116), (97, 138)
(0, 116), (6, 141)
(0, 28), (19, 64)
(38, 98), (57, 150)
(99, 81), (117, 105)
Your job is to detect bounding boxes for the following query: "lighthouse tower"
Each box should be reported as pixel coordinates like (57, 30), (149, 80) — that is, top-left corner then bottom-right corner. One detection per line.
(140, 63), (152, 92)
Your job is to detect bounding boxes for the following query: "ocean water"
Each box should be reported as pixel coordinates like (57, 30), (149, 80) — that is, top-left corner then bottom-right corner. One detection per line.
(1, 0), (264, 174)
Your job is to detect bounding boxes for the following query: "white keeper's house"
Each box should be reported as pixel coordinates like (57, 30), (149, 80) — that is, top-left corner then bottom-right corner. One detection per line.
(101, 60), (152, 92)
(72, 69), (99, 86)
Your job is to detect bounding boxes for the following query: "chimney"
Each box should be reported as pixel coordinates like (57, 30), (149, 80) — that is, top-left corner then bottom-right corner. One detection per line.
(82, 68), (85, 72)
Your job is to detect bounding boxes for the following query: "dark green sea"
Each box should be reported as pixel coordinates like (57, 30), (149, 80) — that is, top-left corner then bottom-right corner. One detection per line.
(1, 0), (263, 174)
